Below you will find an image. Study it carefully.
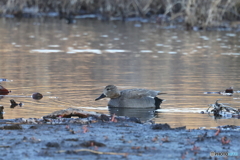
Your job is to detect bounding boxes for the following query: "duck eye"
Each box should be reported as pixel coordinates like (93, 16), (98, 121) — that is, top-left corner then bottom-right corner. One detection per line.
(107, 88), (111, 91)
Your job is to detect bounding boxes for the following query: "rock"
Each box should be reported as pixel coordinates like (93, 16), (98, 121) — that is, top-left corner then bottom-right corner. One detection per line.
(80, 140), (106, 147)
(43, 108), (102, 119)
(151, 123), (171, 130)
(46, 142), (60, 148)
(1, 124), (22, 130)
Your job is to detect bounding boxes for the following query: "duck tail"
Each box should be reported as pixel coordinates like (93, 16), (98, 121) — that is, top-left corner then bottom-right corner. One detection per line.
(154, 97), (165, 110)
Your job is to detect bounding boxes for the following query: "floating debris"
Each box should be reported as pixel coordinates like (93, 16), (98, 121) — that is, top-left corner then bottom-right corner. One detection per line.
(2, 92), (43, 100)
(0, 105), (3, 113)
(206, 99), (239, 118)
(31, 92), (43, 100)
(204, 87), (238, 96)
(10, 99), (23, 108)
(0, 105), (3, 119)
(217, 125), (240, 130)
(0, 85), (10, 95)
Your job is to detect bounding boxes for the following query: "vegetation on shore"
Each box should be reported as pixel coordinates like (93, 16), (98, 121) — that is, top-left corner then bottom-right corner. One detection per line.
(0, 0), (240, 29)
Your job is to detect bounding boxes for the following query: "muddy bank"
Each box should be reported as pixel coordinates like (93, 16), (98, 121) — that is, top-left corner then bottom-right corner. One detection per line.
(0, 119), (240, 159)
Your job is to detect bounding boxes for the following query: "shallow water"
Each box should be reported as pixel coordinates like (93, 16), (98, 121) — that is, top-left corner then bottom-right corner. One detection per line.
(0, 18), (240, 129)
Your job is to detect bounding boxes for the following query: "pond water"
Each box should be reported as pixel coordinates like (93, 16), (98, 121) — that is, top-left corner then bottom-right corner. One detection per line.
(0, 18), (240, 129)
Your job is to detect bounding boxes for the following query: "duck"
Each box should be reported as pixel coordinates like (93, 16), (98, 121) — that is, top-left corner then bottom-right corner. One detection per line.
(95, 85), (166, 109)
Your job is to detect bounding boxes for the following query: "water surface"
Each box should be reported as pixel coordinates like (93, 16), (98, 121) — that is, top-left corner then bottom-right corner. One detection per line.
(0, 19), (240, 129)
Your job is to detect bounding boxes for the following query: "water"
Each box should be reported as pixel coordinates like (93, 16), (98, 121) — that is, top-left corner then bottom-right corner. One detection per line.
(0, 18), (240, 129)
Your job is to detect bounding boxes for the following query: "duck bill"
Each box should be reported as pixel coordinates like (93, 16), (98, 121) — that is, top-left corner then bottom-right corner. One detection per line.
(95, 94), (106, 101)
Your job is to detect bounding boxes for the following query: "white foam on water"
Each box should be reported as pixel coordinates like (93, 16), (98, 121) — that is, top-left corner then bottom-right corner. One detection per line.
(199, 36), (209, 40)
(168, 52), (177, 54)
(30, 49), (63, 53)
(226, 33), (236, 37)
(104, 49), (128, 53)
(221, 46), (229, 48)
(61, 38), (68, 40)
(48, 45), (60, 47)
(67, 49), (102, 54)
(66, 51), (76, 54)
(101, 35), (108, 37)
(134, 23), (142, 27)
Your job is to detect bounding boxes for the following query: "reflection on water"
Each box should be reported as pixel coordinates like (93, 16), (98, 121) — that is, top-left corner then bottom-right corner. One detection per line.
(0, 19), (240, 129)
(109, 108), (155, 122)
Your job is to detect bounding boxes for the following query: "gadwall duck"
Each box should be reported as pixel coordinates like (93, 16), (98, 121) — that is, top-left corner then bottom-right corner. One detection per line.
(95, 85), (166, 109)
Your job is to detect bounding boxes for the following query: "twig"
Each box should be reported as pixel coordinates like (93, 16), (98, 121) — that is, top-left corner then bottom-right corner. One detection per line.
(58, 148), (138, 156)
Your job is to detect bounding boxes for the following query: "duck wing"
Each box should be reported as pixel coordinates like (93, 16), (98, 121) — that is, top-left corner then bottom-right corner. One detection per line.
(121, 89), (163, 99)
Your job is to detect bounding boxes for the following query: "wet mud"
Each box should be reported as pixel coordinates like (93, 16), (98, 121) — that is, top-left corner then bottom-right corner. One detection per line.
(0, 119), (240, 160)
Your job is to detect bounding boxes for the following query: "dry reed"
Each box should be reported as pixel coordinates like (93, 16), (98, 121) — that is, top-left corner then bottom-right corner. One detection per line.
(0, 0), (239, 28)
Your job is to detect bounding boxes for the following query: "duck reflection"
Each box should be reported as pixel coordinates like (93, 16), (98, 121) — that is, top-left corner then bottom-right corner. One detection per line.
(109, 107), (156, 121)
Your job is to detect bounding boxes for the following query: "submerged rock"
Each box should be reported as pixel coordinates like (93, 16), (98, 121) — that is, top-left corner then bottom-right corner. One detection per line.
(0, 124), (22, 130)
(80, 140), (106, 147)
(43, 108), (102, 119)
(151, 123), (186, 130)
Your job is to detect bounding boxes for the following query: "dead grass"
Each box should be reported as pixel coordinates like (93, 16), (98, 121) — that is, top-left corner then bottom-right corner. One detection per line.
(0, 0), (239, 28)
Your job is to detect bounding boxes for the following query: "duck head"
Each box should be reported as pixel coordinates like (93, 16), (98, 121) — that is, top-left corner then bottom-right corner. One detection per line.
(95, 85), (120, 100)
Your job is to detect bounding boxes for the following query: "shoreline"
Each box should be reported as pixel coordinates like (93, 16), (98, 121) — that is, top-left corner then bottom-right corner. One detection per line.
(0, 119), (240, 160)
(0, 0), (240, 31)
(0, 106), (240, 160)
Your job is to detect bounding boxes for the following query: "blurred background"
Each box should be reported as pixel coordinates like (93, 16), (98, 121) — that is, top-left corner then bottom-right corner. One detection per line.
(0, 0), (240, 129)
